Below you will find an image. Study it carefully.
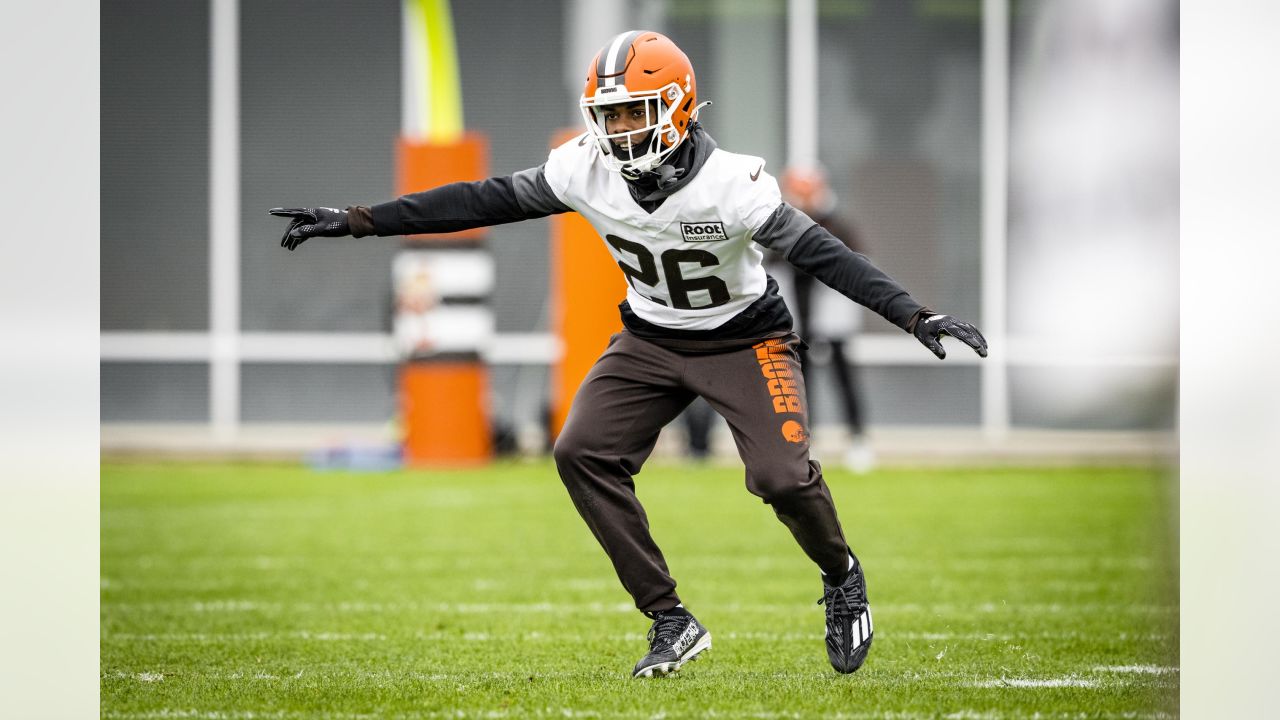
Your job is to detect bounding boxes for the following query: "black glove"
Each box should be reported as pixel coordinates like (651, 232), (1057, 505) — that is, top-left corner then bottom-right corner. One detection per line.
(913, 312), (988, 360)
(268, 207), (351, 251)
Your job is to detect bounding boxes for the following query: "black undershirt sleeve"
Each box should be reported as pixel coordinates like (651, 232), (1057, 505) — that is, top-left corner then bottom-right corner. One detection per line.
(356, 171), (568, 237)
(783, 223), (926, 332)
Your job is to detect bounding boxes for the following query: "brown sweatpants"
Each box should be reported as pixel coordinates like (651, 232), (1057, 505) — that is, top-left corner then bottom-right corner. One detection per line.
(552, 330), (852, 613)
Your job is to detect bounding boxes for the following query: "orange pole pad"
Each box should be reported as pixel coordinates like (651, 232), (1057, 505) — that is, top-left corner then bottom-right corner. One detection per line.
(394, 132), (491, 466)
(397, 133), (488, 241)
(400, 363), (491, 466)
(548, 129), (627, 439)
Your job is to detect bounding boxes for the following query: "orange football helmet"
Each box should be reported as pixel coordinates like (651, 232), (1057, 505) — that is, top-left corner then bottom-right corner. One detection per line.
(580, 31), (705, 178)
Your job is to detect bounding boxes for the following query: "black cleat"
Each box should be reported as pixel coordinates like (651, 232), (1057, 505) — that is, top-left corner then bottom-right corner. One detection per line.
(631, 609), (712, 678)
(818, 555), (873, 674)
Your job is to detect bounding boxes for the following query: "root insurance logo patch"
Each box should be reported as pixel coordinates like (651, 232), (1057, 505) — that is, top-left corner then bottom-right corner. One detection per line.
(680, 221), (728, 242)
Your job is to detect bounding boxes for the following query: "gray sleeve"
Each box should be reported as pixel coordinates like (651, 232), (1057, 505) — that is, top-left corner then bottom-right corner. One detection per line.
(752, 202), (819, 255)
(511, 165), (572, 216)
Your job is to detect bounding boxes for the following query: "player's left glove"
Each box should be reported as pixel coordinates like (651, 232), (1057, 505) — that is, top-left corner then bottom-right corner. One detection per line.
(912, 312), (988, 360)
(268, 207), (351, 251)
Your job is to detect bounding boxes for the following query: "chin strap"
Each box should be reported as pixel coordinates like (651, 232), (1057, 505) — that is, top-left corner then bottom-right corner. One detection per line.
(622, 155), (683, 187)
(621, 110), (707, 189)
(630, 163), (686, 200)
(654, 164), (685, 189)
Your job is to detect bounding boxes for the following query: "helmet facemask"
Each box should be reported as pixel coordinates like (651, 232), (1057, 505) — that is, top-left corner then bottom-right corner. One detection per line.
(580, 83), (687, 180)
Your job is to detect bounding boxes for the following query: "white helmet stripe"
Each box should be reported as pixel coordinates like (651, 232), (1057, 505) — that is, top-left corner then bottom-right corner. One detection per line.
(599, 30), (641, 88)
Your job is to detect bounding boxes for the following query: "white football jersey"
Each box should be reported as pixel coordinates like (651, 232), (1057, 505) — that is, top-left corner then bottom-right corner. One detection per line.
(543, 134), (782, 331)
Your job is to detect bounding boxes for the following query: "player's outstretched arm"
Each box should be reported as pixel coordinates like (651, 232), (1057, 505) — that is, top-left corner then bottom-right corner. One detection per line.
(908, 311), (988, 360)
(268, 166), (570, 252)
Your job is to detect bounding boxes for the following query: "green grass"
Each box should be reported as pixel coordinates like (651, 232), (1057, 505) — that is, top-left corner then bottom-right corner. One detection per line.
(101, 460), (1178, 719)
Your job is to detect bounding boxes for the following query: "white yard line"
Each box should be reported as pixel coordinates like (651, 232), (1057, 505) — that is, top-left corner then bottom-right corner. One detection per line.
(103, 629), (1174, 645)
(101, 710), (1177, 720)
(107, 554), (1161, 571)
(972, 677), (1100, 688)
(104, 632), (388, 642)
(105, 600), (1177, 615)
(1093, 665), (1180, 675)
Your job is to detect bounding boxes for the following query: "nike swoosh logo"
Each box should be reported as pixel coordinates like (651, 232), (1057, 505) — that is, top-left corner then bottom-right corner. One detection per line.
(578, 134), (589, 146)
(750, 164), (763, 181)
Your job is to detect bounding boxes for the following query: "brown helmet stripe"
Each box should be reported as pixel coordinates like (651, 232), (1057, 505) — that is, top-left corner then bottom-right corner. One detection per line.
(597, 30), (643, 88)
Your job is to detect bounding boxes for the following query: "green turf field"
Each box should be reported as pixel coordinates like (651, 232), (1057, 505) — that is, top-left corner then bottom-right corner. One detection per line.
(101, 460), (1177, 719)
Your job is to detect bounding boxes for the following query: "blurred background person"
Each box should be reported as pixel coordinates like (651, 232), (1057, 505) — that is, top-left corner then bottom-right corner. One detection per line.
(680, 396), (717, 461)
(770, 166), (874, 472)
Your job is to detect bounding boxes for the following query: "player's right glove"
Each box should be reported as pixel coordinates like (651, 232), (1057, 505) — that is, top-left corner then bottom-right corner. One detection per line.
(912, 312), (988, 360)
(268, 207), (351, 251)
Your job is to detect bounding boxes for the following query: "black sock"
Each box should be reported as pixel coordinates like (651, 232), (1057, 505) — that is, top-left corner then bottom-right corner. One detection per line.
(823, 554), (858, 586)
(646, 605), (691, 619)
(823, 570), (850, 588)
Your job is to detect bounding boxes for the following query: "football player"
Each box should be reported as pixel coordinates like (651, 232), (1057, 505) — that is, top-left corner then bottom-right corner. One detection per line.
(271, 30), (987, 678)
